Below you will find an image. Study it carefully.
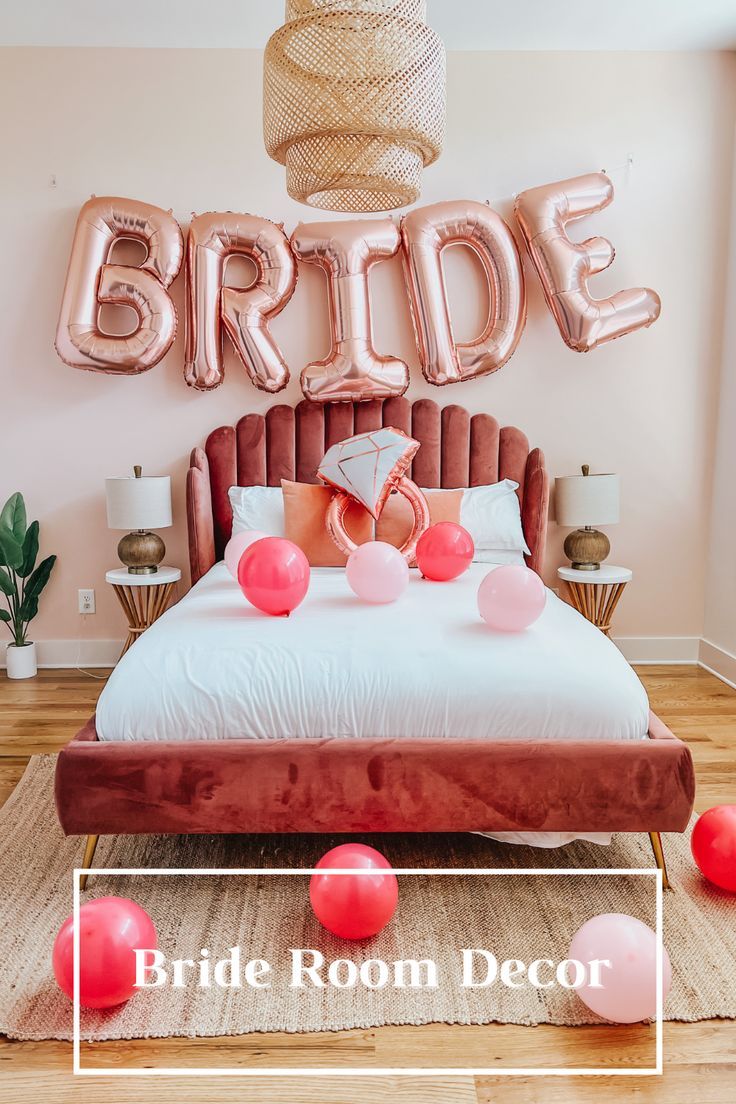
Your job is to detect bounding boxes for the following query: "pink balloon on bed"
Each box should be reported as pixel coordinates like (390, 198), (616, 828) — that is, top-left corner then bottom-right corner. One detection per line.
(477, 564), (545, 631)
(224, 529), (268, 579)
(416, 522), (474, 581)
(238, 536), (310, 616)
(569, 913), (671, 1023)
(52, 896), (157, 1009)
(346, 541), (409, 604)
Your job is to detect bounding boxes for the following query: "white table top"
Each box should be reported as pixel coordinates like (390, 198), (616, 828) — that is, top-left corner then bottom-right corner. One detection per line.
(106, 566), (181, 586)
(558, 564), (632, 584)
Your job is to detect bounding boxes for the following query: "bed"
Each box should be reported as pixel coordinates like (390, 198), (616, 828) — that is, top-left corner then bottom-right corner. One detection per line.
(54, 397), (694, 888)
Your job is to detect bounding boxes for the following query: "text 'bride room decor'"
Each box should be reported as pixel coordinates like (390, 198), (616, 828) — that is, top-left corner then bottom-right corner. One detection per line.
(54, 175), (661, 398)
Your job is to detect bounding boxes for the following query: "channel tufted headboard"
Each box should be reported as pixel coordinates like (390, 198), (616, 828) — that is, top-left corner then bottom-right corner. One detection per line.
(187, 397), (549, 585)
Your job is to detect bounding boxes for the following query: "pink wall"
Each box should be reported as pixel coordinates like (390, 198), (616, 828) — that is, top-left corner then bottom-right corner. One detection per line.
(1, 47), (735, 658)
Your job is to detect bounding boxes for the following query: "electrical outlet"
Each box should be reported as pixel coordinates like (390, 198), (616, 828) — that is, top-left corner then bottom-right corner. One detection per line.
(78, 588), (95, 615)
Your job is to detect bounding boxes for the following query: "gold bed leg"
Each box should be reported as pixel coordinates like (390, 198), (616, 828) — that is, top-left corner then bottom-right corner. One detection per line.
(648, 831), (670, 890)
(79, 834), (99, 891)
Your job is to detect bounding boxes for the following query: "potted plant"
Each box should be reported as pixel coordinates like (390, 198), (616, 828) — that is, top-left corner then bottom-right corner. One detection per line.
(0, 493), (56, 679)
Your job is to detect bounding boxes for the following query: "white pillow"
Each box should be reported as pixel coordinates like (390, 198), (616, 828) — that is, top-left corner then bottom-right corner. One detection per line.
(229, 485), (285, 538)
(472, 547), (526, 566)
(421, 480), (530, 561)
(460, 480), (531, 557)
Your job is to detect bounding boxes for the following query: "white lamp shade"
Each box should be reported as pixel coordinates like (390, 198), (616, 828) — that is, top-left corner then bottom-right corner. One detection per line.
(555, 473), (619, 527)
(105, 476), (172, 530)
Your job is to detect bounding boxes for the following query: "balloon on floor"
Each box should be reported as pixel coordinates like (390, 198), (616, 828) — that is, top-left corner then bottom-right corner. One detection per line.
(691, 805), (736, 892)
(569, 912), (671, 1023)
(310, 843), (399, 940)
(52, 896), (157, 1009)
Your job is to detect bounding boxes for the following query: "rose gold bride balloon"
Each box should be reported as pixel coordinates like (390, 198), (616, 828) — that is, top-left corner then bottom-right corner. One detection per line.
(514, 172), (661, 352)
(400, 199), (526, 386)
(290, 220), (409, 404)
(184, 212), (297, 392)
(55, 197), (183, 373)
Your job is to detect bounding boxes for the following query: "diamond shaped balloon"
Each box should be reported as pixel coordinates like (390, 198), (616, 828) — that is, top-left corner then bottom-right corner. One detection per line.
(318, 427), (421, 520)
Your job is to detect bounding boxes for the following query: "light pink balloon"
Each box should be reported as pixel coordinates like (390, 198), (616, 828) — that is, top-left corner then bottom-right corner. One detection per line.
(569, 913), (672, 1024)
(346, 541), (409, 604)
(224, 530), (268, 579)
(477, 564), (546, 631)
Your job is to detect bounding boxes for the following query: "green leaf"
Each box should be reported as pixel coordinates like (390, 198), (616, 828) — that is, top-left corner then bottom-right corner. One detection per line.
(0, 609), (10, 622)
(0, 566), (16, 597)
(19, 521), (39, 578)
(23, 554), (56, 605)
(0, 529), (23, 570)
(0, 493), (27, 544)
(18, 594), (38, 624)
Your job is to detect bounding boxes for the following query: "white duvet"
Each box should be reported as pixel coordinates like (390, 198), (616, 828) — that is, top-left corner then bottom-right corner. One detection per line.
(97, 563), (649, 746)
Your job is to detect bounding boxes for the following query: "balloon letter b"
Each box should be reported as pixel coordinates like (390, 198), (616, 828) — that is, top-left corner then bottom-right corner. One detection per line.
(400, 199), (526, 385)
(55, 197), (183, 374)
(184, 212), (297, 392)
(514, 173), (661, 352)
(290, 220), (409, 403)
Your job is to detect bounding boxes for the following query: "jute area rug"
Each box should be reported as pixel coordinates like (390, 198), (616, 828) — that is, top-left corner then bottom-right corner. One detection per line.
(1, 755), (735, 1042)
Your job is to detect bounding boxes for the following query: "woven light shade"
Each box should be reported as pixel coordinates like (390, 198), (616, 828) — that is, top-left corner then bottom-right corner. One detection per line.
(263, 0), (446, 212)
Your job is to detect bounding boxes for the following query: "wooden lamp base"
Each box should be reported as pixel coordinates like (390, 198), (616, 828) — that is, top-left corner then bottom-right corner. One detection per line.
(117, 530), (165, 575)
(563, 527), (610, 571)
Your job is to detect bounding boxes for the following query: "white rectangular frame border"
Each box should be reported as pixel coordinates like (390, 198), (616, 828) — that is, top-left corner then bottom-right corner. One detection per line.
(72, 866), (663, 1078)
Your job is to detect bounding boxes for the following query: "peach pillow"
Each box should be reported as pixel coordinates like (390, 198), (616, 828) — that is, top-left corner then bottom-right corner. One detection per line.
(376, 489), (463, 549)
(281, 480), (373, 567)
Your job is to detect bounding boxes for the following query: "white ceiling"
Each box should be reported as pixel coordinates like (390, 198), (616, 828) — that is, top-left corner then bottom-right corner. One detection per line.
(1, 0), (735, 51)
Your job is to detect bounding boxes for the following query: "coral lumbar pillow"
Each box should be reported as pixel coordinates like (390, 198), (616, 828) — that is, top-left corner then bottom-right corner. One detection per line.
(376, 488), (463, 550)
(281, 480), (372, 567)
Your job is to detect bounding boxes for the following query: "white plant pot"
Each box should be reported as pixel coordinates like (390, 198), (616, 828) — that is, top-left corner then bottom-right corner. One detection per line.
(6, 642), (37, 680)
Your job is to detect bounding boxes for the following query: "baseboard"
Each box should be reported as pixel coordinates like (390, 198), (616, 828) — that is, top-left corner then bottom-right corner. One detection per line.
(698, 638), (736, 691)
(2, 635), (704, 669)
(612, 636), (700, 664)
(0, 639), (124, 669)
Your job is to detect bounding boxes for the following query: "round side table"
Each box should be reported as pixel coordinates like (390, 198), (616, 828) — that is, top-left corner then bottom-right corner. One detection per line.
(106, 566), (181, 657)
(557, 565), (632, 636)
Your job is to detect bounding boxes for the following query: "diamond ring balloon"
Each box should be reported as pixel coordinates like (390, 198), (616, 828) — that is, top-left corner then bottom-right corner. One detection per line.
(318, 427), (429, 562)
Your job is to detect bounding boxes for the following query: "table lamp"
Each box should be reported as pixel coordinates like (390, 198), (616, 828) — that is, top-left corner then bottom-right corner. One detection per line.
(105, 466), (172, 574)
(555, 465), (619, 570)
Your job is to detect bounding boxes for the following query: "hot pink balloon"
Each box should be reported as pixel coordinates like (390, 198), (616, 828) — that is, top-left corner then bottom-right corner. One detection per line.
(52, 896), (157, 1010)
(477, 564), (546, 631)
(238, 536), (310, 616)
(569, 913), (672, 1023)
(310, 843), (399, 940)
(346, 541), (409, 604)
(416, 522), (474, 581)
(691, 805), (736, 892)
(224, 529), (268, 579)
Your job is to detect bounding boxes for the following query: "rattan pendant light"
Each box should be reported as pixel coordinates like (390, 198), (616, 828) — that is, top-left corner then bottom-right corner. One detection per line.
(263, 0), (446, 213)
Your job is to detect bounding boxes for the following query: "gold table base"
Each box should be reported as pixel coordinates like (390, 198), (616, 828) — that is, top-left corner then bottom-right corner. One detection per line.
(563, 580), (627, 636)
(112, 581), (177, 657)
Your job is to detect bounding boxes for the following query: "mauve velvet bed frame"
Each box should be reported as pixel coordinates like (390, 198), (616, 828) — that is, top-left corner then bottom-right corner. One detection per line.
(54, 397), (694, 889)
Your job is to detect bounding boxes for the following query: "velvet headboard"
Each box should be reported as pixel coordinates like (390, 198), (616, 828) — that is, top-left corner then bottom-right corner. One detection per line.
(187, 397), (549, 585)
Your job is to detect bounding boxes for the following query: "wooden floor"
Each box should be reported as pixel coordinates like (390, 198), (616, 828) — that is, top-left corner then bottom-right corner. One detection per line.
(0, 665), (734, 1103)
